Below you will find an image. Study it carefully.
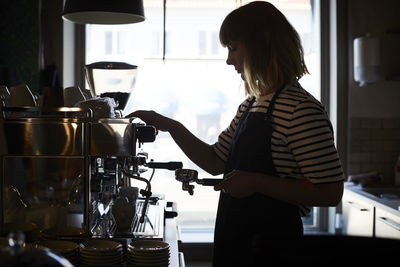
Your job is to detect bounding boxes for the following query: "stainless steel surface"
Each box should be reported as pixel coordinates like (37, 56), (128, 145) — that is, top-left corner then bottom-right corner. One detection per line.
(0, 107), (159, 239)
(3, 119), (85, 156)
(90, 119), (136, 156)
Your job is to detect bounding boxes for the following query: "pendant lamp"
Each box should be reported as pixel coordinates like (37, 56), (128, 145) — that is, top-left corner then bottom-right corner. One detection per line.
(62, 0), (145, 24)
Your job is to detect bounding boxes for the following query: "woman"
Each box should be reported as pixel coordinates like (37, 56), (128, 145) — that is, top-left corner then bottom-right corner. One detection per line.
(128, 1), (344, 266)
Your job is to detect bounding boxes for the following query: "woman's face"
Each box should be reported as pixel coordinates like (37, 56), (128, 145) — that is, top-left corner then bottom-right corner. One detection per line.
(226, 41), (245, 79)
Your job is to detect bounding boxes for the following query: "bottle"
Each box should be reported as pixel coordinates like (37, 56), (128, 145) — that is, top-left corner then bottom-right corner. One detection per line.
(395, 154), (400, 186)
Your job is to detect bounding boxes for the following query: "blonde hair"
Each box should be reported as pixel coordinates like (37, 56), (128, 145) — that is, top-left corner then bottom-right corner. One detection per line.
(219, 1), (309, 96)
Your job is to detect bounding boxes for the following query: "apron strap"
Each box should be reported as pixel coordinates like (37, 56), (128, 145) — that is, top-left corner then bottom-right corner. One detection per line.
(265, 85), (285, 121)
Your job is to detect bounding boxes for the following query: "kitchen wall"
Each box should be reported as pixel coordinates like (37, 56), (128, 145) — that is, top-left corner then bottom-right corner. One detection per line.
(347, 0), (400, 184)
(0, 0), (40, 92)
(0, 0), (63, 94)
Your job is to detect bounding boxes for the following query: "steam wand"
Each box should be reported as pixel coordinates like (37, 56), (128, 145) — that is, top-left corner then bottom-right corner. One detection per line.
(122, 159), (183, 223)
(122, 167), (151, 224)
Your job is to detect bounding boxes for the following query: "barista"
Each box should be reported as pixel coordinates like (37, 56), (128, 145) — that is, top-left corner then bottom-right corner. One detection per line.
(127, 1), (344, 266)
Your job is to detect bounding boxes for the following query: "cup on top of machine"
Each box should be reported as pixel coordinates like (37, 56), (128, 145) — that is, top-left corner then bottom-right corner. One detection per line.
(0, 85), (10, 106)
(8, 83), (37, 107)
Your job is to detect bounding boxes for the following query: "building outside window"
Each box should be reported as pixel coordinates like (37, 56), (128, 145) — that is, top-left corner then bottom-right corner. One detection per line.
(105, 31), (113, 55)
(85, 0), (322, 239)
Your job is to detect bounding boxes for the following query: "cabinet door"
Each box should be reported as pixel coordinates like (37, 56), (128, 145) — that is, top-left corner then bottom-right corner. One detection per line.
(375, 208), (400, 240)
(342, 193), (374, 237)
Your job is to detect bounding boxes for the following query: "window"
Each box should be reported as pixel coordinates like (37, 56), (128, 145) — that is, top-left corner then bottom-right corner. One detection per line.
(85, 0), (322, 237)
(198, 31), (207, 55)
(117, 31), (126, 54)
(211, 32), (220, 55)
(105, 31), (112, 55)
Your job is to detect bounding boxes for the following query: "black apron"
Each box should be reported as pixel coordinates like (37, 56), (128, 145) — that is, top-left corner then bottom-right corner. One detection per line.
(212, 87), (303, 267)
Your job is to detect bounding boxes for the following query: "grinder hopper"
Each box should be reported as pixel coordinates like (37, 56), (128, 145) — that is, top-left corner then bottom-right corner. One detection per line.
(84, 61), (138, 110)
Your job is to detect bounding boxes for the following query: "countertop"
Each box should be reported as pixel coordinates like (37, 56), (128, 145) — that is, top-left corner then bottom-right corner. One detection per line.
(164, 217), (183, 267)
(344, 182), (400, 217)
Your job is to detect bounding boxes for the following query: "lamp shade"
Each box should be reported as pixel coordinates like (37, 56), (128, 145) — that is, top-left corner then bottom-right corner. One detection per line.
(62, 0), (145, 24)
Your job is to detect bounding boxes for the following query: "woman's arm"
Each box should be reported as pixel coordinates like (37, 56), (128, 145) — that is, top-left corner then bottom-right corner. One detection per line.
(127, 110), (225, 175)
(215, 170), (344, 207)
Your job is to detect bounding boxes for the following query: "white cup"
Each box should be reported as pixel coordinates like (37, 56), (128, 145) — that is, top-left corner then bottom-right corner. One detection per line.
(63, 86), (86, 107)
(8, 83), (37, 107)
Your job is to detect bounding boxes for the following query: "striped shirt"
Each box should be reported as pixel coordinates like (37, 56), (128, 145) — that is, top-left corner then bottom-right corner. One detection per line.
(212, 83), (345, 215)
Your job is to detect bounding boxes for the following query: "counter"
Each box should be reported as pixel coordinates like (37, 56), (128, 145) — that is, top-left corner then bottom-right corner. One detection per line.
(343, 183), (400, 239)
(164, 217), (184, 267)
(344, 183), (400, 217)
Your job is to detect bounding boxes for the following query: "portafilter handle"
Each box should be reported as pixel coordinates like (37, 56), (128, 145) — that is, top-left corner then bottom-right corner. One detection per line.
(175, 169), (222, 195)
(175, 169), (197, 195)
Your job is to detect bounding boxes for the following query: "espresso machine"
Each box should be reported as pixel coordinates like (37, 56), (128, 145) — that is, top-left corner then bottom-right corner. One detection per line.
(0, 62), (182, 241)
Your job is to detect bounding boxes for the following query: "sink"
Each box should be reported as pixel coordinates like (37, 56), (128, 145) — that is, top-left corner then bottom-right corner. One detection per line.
(361, 187), (400, 200)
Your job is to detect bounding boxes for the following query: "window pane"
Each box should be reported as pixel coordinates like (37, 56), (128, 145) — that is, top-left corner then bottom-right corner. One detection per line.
(85, 0), (321, 232)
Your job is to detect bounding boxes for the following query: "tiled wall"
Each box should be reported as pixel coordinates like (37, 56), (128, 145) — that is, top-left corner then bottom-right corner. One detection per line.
(349, 117), (400, 185)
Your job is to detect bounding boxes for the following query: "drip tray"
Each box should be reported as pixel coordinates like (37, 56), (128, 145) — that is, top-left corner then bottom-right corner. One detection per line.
(114, 200), (165, 240)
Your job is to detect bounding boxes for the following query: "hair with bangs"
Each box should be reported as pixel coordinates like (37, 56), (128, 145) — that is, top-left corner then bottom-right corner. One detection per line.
(219, 1), (309, 96)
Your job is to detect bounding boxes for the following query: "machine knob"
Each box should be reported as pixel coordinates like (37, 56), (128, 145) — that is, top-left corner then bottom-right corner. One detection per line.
(136, 125), (157, 143)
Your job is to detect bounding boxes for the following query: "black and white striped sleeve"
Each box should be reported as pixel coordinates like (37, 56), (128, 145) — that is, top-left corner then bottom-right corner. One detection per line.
(287, 99), (345, 184)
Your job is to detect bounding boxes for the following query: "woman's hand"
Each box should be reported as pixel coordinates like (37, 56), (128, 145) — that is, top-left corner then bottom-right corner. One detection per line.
(127, 110), (226, 176)
(214, 170), (258, 198)
(215, 169), (344, 206)
(126, 110), (174, 131)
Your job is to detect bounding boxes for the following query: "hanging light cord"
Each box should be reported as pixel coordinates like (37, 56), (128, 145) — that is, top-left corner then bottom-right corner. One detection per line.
(162, 0), (166, 61)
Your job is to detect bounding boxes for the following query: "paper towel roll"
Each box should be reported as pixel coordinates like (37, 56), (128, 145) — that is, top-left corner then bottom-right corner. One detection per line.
(353, 34), (380, 86)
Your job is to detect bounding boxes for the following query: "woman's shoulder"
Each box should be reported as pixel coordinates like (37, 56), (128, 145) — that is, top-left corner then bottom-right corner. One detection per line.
(281, 83), (326, 112)
(237, 96), (254, 112)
